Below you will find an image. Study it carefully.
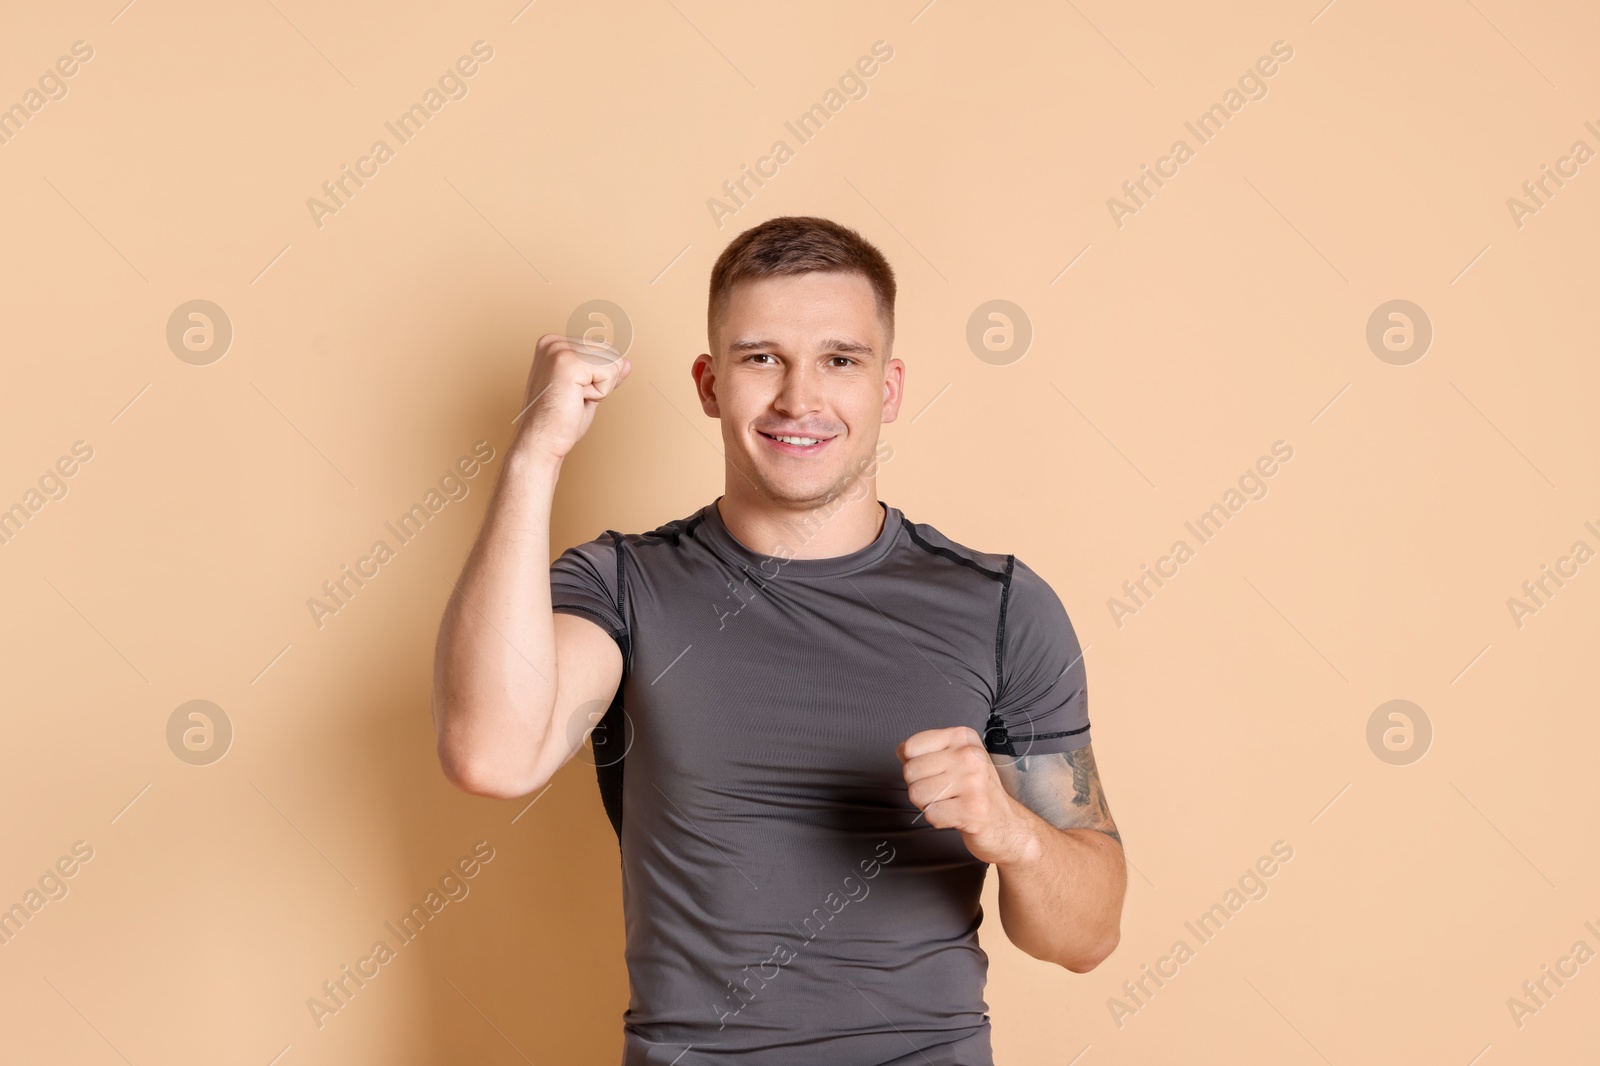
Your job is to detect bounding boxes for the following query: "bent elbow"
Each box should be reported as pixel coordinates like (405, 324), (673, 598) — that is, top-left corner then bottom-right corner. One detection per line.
(437, 741), (542, 800)
(1061, 929), (1120, 973)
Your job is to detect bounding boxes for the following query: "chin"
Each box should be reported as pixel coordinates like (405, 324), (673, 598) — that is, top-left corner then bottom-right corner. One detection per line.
(750, 469), (843, 506)
(806, 475), (868, 507)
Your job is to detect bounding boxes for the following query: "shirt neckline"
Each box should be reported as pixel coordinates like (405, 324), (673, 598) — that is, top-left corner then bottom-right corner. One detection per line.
(699, 494), (901, 579)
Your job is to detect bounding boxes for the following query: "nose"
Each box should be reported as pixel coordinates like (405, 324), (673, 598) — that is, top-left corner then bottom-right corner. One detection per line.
(773, 361), (822, 418)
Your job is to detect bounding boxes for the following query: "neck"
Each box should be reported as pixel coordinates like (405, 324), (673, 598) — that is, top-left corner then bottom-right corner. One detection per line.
(716, 481), (885, 560)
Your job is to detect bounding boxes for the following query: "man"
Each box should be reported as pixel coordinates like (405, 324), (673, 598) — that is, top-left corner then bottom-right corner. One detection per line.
(432, 216), (1125, 1066)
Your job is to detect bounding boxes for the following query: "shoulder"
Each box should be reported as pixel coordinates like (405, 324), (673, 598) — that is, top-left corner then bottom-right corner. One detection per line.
(1007, 555), (1067, 605)
(895, 511), (1013, 584)
(557, 502), (714, 562)
(634, 504), (713, 549)
(895, 513), (1073, 627)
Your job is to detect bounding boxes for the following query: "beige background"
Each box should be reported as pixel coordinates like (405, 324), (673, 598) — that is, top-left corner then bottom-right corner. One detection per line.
(2, 0), (1596, 1062)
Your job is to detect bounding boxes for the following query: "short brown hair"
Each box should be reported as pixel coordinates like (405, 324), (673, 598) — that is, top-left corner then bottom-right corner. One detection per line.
(707, 216), (896, 357)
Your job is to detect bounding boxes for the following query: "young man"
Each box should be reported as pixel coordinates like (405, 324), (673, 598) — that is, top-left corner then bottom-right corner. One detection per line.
(432, 216), (1125, 1066)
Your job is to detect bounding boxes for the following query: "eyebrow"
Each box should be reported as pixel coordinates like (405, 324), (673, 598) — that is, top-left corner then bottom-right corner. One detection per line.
(726, 337), (876, 357)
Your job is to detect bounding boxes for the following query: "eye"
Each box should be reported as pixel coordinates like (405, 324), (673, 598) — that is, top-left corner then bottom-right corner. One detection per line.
(829, 356), (857, 367)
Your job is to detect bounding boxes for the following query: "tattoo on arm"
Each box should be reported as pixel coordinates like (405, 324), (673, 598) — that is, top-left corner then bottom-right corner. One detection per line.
(995, 743), (1122, 847)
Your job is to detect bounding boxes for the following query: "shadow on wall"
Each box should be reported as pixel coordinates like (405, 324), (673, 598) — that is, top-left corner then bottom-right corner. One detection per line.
(379, 698), (627, 1064)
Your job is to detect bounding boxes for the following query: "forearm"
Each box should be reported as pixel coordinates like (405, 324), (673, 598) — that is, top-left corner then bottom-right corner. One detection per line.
(431, 440), (563, 794)
(994, 805), (1126, 972)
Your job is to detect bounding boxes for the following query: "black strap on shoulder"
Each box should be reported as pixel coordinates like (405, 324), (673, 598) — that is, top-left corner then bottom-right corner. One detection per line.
(983, 555), (1018, 756)
(594, 530), (629, 846)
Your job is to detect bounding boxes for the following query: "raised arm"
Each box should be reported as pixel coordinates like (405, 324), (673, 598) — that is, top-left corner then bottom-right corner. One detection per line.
(431, 335), (631, 799)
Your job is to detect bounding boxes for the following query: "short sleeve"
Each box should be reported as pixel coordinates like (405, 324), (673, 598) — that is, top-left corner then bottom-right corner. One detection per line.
(983, 557), (1091, 757)
(550, 531), (629, 657)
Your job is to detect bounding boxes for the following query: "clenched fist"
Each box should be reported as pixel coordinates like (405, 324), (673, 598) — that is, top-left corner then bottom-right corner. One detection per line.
(897, 726), (1038, 866)
(512, 333), (632, 465)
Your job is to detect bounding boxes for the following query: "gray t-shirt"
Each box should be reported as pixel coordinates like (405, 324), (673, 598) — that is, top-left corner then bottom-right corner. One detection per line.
(550, 496), (1092, 1066)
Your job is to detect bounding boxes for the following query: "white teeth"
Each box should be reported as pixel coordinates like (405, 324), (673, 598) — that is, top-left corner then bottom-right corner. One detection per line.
(771, 434), (821, 446)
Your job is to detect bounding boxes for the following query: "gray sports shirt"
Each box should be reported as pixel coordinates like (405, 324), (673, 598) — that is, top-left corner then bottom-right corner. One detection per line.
(549, 496), (1093, 1066)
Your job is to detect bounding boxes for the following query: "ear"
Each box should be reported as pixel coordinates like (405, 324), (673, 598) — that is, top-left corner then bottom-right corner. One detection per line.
(880, 356), (906, 423)
(691, 352), (721, 417)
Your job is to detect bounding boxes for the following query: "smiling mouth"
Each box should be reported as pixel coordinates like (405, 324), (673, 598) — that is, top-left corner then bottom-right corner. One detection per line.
(758, 430), (834, 452)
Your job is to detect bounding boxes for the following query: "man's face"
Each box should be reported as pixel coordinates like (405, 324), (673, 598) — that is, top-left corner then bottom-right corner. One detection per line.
(693, 271), (904, 508)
